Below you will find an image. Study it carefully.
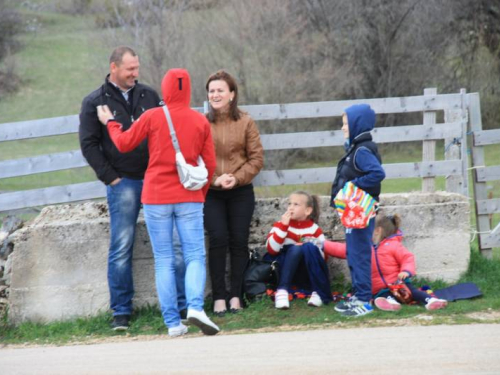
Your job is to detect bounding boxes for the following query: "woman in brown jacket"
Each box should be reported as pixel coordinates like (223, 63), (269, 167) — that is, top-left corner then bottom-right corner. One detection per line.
(204, 70), (264, 316)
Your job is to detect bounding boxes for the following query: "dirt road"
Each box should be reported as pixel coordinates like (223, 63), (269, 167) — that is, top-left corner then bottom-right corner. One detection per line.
(2, 324), (499, 374)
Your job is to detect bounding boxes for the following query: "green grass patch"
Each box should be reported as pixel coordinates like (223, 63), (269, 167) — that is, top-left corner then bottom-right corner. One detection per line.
(1, 248), (499, 346)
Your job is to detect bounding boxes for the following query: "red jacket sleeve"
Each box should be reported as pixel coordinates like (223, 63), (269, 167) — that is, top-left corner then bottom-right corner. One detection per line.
(323, 241), (347, 259)
(107, 113), (150, 153)
(393, 244), (416, 276)
(201, 120), (216, 196)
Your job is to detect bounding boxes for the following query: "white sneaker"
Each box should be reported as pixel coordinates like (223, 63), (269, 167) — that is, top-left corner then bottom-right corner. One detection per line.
(307, 292), (323, 307)
(425, 297), (448, 311)
(168, 323), (188, 337)
(275, 289), (290, 309)
(374, 296), (401, 311)
(187, 309), (220, 336)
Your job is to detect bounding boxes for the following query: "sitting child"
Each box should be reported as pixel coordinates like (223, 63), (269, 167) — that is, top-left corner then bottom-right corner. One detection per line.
(265, 191), (333, 309)
(324, 212), (447, 311)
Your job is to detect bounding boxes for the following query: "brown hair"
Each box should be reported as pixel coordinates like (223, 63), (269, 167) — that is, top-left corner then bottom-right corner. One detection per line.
(375, 213), (401, 241)
(109, 46), (137, 66)
(205, 70), (242, 122)
(293, 191), (320, 223)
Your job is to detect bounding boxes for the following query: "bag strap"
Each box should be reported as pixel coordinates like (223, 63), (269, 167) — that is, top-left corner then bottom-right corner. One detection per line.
(162, 105), (181, 153)
(374, 246), (390, 288)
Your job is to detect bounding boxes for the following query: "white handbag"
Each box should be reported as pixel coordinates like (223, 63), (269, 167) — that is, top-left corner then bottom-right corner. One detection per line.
(163, 106), (208, 191)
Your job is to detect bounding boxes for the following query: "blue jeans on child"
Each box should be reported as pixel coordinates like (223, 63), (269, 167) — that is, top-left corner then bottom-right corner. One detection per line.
(345, 217), (375, 303)
(106, 178), (186, 317)
(266, 243), (332, 303)
(143, 202), (206, 328)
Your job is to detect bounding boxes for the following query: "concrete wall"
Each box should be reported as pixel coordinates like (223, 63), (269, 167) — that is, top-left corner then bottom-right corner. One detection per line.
(8, 192), (470, 324)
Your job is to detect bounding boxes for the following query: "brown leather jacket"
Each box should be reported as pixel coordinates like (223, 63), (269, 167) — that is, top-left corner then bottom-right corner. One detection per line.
(208, 112), (264, 189)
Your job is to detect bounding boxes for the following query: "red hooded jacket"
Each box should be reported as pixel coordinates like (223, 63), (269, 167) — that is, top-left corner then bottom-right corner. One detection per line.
(107, 69), (216, 204)
(324, 232), (416, 295)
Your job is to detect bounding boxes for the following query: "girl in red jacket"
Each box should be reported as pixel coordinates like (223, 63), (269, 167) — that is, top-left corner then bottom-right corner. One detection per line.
(324, 213), (448, 311)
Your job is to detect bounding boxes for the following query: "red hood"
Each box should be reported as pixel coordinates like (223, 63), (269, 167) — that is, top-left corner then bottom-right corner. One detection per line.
(161, 68), (191, 108)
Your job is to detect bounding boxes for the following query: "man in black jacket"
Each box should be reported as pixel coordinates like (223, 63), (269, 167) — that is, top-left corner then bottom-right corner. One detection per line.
(79, 46), (186, 330)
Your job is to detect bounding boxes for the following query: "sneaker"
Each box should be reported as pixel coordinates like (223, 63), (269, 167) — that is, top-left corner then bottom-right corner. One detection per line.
(168, 323), (188, 337)
(374, 296), (401, 311)
(187, 309), (220, 336)
(341, 300), (374, 317)
(275, 289), (290, 309)
(111, 315), (130, 331)
(307, 292), (323, 307)
(425, 297), (448, 311)
(334, 296), (357, 313)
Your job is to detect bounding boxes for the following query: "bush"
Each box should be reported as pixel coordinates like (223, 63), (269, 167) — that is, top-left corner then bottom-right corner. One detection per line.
(0, 0), (23, 98)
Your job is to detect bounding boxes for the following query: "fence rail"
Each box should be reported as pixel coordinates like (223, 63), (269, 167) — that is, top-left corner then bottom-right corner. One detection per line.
(1, 89), (497, 254)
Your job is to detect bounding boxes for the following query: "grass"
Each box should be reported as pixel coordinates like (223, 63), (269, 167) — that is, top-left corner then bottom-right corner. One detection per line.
(1, 248), (499, 346)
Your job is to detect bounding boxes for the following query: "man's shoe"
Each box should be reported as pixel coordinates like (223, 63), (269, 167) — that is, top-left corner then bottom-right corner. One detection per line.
(168, 323), (188, 338)
(341, 300), (374, 317)
(187, 309), (220, 336)
(425, 297), (448, 310)
(374, 296), (401, 311)
(334, 296), (357, 313)
(111, 315), (130, 331)
(275, 289), (290, 309)
(307, 292), (323, 307)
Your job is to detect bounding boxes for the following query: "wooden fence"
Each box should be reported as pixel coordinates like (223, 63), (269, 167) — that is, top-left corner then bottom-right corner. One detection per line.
(0, 89), (498, 254)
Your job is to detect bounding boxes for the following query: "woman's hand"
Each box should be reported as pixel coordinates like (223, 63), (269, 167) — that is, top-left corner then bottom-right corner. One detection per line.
(215, 174), (237, 189)
(398, 271), (410, 281)
(96, 105), (114, 125)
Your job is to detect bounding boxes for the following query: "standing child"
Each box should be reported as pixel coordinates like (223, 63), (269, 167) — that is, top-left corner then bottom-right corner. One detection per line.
(266, 191), (333, 309)
(330, 104), (386, 317)
(324, 213), (448, 311)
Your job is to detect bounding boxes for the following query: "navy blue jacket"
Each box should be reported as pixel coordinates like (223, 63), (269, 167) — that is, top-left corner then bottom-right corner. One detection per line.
(331, 104), (386, 206)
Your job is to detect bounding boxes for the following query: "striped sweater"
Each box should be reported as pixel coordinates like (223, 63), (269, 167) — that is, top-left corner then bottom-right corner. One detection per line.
(266, 219), (325, 257)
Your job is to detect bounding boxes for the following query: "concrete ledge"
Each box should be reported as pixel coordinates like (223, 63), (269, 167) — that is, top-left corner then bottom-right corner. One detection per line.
(8, 192), (470, 324)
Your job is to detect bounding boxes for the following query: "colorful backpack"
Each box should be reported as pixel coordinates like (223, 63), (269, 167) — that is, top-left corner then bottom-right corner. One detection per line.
(333, 181), (378, 229)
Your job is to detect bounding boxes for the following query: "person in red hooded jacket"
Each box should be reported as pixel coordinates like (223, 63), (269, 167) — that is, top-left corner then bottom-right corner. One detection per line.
(97, 68), (220, 337)
(324, 212), (448, 312)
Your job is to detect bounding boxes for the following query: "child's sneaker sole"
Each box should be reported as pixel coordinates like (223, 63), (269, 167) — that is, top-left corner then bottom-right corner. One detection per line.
(426, 299), (448, 310)
(374, 297), (401, 311)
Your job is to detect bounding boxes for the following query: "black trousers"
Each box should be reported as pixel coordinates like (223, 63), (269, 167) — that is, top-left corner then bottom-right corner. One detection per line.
(204, 184), (255, 300)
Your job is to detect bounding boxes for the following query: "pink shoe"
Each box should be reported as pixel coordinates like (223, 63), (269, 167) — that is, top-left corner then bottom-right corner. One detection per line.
(425, 298), (448, 310)
(374, 296), (401, 311)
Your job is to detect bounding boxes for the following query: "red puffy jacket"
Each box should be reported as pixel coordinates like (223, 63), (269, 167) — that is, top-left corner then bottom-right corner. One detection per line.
(107, 69), (216, 204)
(324, 232), (416, 295)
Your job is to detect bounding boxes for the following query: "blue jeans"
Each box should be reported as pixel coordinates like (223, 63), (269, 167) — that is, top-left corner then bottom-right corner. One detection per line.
(143, 202), (206, 328)
(345, 217), (375, 302)
(106, 178), (186, 316)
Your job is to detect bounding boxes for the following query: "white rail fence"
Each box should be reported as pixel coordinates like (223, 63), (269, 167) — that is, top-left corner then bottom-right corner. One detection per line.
(0, 89), (498, 254)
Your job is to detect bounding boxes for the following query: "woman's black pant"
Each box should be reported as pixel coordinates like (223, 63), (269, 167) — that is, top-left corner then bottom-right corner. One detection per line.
(204, 184), (255, 301)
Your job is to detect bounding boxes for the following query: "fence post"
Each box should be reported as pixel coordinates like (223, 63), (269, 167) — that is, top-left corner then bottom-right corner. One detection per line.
(422, 88), (437, 192)
(443, 89), (467, 195)
(469, 93), (492, 258)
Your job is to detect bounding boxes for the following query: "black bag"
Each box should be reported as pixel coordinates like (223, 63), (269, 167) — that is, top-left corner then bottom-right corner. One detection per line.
(243, 249), (280, 301)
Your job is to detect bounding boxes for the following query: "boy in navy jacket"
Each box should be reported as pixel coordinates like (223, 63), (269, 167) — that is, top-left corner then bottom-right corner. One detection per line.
(330, 104), (386, 317)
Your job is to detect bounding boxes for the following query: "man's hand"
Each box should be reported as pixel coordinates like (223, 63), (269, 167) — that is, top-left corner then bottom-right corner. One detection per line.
(97, 105), (114, 125)
(110, 177), (122, 186)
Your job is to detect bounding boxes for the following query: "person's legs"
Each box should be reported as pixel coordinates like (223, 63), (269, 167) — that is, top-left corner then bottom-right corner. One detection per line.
(204, 190), (229, 304)
(176, 202), (219, 335)
(227, 185), (255, 306)
(345, 218), (374, 303)
(172, 224), (186, 313)
(301, 243), (333, 303)
(278, 245), (304, 290)
(143, 204), (179, 329)
(106, 178), (142, 318)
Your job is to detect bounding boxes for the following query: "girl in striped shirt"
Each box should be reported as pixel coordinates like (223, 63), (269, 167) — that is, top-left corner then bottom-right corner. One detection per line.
(265, 191), (333, 309)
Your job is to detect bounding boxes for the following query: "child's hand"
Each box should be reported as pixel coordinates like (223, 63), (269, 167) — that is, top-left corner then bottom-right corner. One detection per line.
(281, 209), (292, 226)
(398, 271), (410, 281)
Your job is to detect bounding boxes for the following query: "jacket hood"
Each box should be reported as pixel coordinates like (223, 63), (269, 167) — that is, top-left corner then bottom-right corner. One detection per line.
(161, 68), (191, 108)
(344, 104), (376, 143)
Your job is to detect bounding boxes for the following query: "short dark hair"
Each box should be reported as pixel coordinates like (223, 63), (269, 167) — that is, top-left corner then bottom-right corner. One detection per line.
(109, 46), (137, 66)
(205, 70), (242, 122)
